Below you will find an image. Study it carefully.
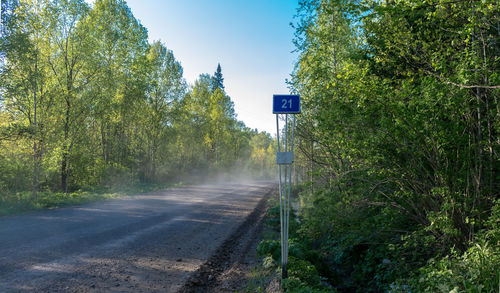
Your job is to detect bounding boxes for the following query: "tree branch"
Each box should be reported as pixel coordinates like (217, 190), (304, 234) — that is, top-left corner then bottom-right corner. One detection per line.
(425, 70), (500, 89)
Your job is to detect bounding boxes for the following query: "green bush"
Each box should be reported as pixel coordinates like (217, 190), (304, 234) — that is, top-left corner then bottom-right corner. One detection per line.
(282, 277), (334, 293)
(257, 239), (281, 261)
(406, 243), (499, 292)
(265, 205), (281, 230)
(404, 201), (500, 293)
(256, 238), (314, 264)
(287, 256), (323, 288)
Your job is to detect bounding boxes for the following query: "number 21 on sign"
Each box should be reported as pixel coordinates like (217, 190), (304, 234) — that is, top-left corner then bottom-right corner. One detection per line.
(273, 95), (300, 114)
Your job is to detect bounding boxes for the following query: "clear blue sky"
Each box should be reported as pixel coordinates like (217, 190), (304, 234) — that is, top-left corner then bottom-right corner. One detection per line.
(88, 0), (299, 134)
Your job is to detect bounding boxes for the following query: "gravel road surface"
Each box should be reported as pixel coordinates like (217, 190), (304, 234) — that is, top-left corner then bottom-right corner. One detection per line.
(0, 181), (275, 292)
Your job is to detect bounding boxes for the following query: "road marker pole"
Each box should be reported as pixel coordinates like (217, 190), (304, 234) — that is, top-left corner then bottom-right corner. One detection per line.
(273, 94), (300, 281)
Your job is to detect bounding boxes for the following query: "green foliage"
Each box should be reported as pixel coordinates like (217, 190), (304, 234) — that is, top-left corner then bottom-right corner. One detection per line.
(212, 63), (224, 92)
(405, 201), (500, 292)
(0, 0), (275, 208)
(290, 0), (499, 291)
(0, 182), (176, 217)
(280, 256), (337, 292)
(248, 132), (276, 179)
(256, 239), (281, 261)
(256, 200), (338, 292)
(287, 256), (323, 289)
(281, 278), (328, 293)
(238, 266), (273, 293)
(0, 190), (118, 216)
(406, 242), (499, 293)
(264, 205), (281, 229)
(485, 200), (500, 243)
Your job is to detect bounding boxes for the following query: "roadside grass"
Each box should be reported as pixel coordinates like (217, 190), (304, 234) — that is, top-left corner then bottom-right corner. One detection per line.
(242, 187), (338, 293)
(0, 182), (182, 217)
(240, 263), (285, 293)
(238, 193), (283, 293)
(238, 267), (274, 293)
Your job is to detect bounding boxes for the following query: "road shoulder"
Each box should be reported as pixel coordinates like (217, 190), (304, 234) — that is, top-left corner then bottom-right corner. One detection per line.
(179, 186), (278, 292)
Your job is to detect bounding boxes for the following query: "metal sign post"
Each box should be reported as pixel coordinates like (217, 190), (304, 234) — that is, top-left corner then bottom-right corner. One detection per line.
(273, 94), (300, 280)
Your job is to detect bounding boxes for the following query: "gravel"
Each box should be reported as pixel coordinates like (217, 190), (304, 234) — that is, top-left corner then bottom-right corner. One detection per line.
(0, 181), (276, 292)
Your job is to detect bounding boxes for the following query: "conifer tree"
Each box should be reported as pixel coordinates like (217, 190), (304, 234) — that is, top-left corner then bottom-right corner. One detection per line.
(212, 63), (224, 92)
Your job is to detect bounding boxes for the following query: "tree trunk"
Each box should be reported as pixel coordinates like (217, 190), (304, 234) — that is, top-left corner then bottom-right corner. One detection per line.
(151, 139), (157, 183)
(310, 137), (314, 195)
(101, 120), (109, 163)
(61, 98), (70, 194)
(32, 54), (39, 200)
(61, 151), (68, 193)
(32, 141), (40, 200)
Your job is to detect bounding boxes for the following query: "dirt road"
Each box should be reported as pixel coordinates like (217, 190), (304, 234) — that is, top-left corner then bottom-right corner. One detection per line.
(0, 181), (275, 292)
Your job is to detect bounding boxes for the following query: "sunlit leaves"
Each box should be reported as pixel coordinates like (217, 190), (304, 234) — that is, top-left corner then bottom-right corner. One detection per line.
(290, 0), (499, 290)
(0, 0), (274, 194)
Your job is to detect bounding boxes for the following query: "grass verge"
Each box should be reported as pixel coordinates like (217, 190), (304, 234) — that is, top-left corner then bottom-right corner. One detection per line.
(241, 189), (338, 293)
(238, 194), (282, 293)
(0, 182), (182, 217)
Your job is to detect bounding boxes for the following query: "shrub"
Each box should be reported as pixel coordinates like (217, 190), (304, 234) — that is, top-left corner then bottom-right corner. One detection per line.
(287, 256), (323, 288)
(257, 239), (281, 261)
(404, 201), (500, 293)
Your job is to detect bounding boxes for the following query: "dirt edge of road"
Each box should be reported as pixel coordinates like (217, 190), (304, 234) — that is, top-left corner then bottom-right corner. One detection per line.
(179, 185), (276, 293)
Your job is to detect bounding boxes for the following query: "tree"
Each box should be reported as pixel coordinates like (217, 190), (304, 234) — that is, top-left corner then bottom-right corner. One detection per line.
(290, 0), (499, 290)
(83, 0), (149, 185)
(174, 73), (256, 177)
(205, 87), (234, 167)
(141, 40), (186, 182)
(212, 63), (224, 92)
(361, 0), (499, 247)
(248, 131), (275, 178)
(45, 0), (91, 193)
(0, 0), (275, 202)
(0, 0), (53, 199)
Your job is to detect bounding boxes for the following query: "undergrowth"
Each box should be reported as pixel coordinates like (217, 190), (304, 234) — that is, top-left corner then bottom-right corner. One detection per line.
(253, 187), (500, 292)
(253, 192), (337, 293)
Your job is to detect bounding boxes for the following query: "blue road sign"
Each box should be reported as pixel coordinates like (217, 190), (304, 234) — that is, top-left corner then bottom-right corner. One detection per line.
(273, 95), (300, 114)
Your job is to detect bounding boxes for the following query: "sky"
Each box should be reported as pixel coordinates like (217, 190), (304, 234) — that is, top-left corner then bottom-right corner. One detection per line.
(87, 0), (300, 135)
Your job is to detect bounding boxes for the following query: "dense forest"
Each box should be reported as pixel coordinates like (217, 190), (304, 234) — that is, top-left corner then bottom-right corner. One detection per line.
(266, 0), (499, 292)
(0, 0), (275, 204)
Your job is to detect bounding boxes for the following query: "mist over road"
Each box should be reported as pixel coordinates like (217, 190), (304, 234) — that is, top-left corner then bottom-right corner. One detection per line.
(0, 181), (275, 292)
